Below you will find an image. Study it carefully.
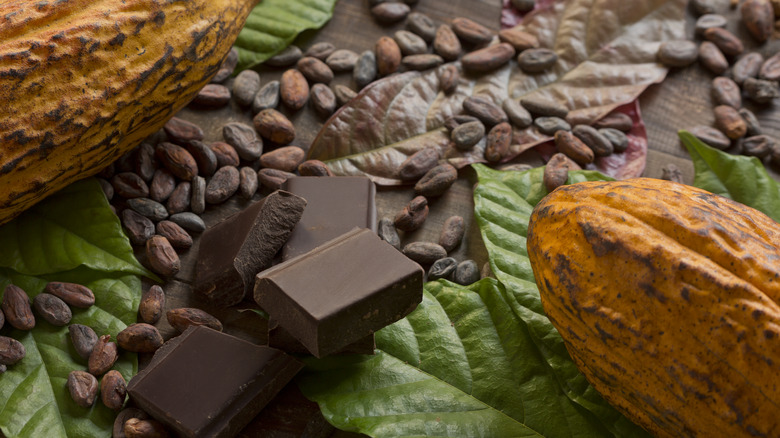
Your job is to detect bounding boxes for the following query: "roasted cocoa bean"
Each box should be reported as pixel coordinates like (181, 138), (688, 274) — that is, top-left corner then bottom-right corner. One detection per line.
(698, 41), (729, 75)
(298, 160), (334, 177)
(544, 153), (580, 192)
(210, 141), (240, 168)
(433, 25), (461, 61)
(205, 166), (240, 204)
(2, 284), (34, 330)
(67, 370), (98, 408)
(740, 135), (774, 158)
(378, 217), (401, 250)
(166, 307), (223, 333)
(156, 142), (198, 181)
(354, 50), (378, 89)
(135, 142), (157, 182)
(334, 84), (358, 106)
(394, 30), (428, 55)
(428, 257), (457, 281)
(233, 69), (261, 107)
(279, 69), (309, 111)
(100, 370), (127, 411)
(438, 64), (460, 94)
(520, 96), (569, 119)
(163, 117), (203, 144)
(402, 54), (444, 71)
(266, 45), (303, 67)
(192, 83), (231, 108)
(599, 128), (630, 152)
(253, 109), (296, 145)
(732, 52), (764, 85)
(98, 177), (114, 201)
(463, 95), (507, 127)
(535, 117), (571, 135)
(139, 285), (165, 325)
(305, 42), (336, 60)
(33, 293), (71, 326)
(112, 172), (150, 199)
(498, 27), (539, 51)
(760, 52), (780, 81)
(239, 166), (259, 198)
(122, 209), (155, 245)
(703, 27), (743, 57)
(572, 124), (613, 156)
(593, 112), (632, 131)
(741, 0), (773, 43)
(394, 196), (429, 231)
(375, 36), (402, 77)
(165, 181), (191, 215)
(518, 48), (558, 73)
(128, 198), (168, 222)
(297, 56), (334, 84)
(88, 335), (118, 376)
(168, 213), (204, 235)
(223, 122), (263, 161)
(124, 418), (171, 438)
(0, 336), (25, 365)
(259, 146), (306, 172)
(69, 324), (98, 360)
(453, 260), (480, 285)
(503, 99), (533, 129)
(117, 323), (164, 353)
(714, 105), (747, 139)
(146, 235), (180, 277)
(114, 408), (150, 438)
(402, 242), (447, 265)
(439, 215), (465, 252)
(371, 2), (410, 23)
(690, 125), (731, 150)
(213, 47), (238, 83)
(462, 43), (515, 73)
(712, 76), (741, 108)
(326, 49), (359, 72)
(398, 147), (440, 181)
(661, 163), (684, 184)
(695, 14), (728, 35)
(485, 122), (512, 162)
(156, 220), (192, 249)
(258, 168), (295, 190)
(190, 176), (206, 215)
(555, 130), (594, 165)
(415, 163), (458, 197)
(445, 115), (480, 131)
(310, 83), (337, 117)
(744, 77), (780, 104)
(149, 168), (177, 202)
(739, 108), (762, 136)
(451, 121), (485, 150)
(252, 80), (280, 113)
(656, 40), (698, 67)
(451, 17), (494, 45)
(407, 12), (437, 42)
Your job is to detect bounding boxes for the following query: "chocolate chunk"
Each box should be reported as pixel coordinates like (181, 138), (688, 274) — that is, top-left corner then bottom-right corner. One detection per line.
(267, 318), (375, 355)
(281, 176), (377, 261)
(255, 228), (423, 358)
(127, 326), (303, 438)
(194, 191), (306, 307)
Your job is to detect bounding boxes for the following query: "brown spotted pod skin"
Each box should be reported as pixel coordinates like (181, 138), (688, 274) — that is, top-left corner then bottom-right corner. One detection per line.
(527, 178), (780, 438)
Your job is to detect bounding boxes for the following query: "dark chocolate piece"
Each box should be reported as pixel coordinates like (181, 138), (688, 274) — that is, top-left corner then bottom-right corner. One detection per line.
(127, 326), (303, 438)
(281, 176), (377, 261)
(267, 318), (376, 355)
(255, 228), (423, 358)
(194, 190), (306, 307)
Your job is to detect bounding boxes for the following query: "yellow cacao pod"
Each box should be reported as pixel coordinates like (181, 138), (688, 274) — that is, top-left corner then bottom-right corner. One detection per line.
(0, 0), (259, 225)
(527, 178), (780, 438)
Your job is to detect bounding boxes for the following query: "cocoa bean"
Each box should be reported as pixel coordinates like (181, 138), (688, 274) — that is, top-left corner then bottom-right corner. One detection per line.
(259, 146), (306, 172)
(239, 166), (259, 198)
(760, 52), (780, 81)
(695, 14), (728, 35)
(2, 284), (34, 330)
(213, 47), (238, 83)
(122, 209), (155, 245)
(428, 257), (457, 281)
(164, 182), (190, 215)
(233, 69), (261, 108)
(503, 99), (533, 129)
(572, 125), (613, 156)
(415, 163), (458, 197)
(402, 54), (444, 71)
(517, 48), (558, 73)
(0, 307), (3, 330)
(691, 0), (718, 15)
(192, 83), (231, 108)
(378, 217), (401, 250)
(223, 122), (263, 161)
(463, 95), (507, 127)
(520, 95), (569, 118)
(732, 52), (763, 85)
(117, 323), (164, 353)
(305, 42), (336, 61)
(88, 335), (118, 376)
(445, 115), (480, 131)
(741, 0), (773, 43)
(451, 17), (494, 45)
(326, 49), (359, 72)
(371, 2), (410, 23)
(661, 163), (684, 184)
(266, 45), (303, 68)
(535, 117), (571, 135)
(190, 176), (206, 215)
(402, 242), (446, 265)
(168, 213), (204, 235)
(139, 285), (165, 325)
(98, 177), (114, 201)
(280, 69), (309, 111)
(163, 117), (203, 144)
(689, 125), (731, 150)
(296, 56), (334, 84)
(258, 168), (295, 190)
(451, 121), (485, 150)
(740, 135), (774, 158)
(205, 166), (240, 204)
(124, 418), (171, 438)
(703, 27), (743, 57)
(98, 162), (115, 179)
(298, 160), (333, 177)
(407, 12), (437, 43)
(433, 25), (461, 61)
(375, 36), (402, 77)
(112, 172), (150, 199)
(100, 370), (127, 411)
(69, 324), (98, 360)
(394, 196), (429, 231)
(398, 147), (440, 181)
(739, 108), (762, 136)
(210, 141), (240, 168)
(453, 260), (480, 285)
(714, 105), (747, 139)
(253, 109), (296, 145)
(334, 84), (358, 106)
(252, 80), (280, 114)
(555, 130), (594, 165)
(146, 235), (180, 277)
(711, 76), (742, 108)
(128, 198), (169, 222)
(149, 168), (177, 202)
(67, 370), (98, 408)
(0, 336), (25, 365)
(438, 64), (460, 94)
(593, 112), (632, 131)
(354, 50), (378, 88)
(543, 153), (580, 192)
(462, 43), (515, 73)
(485, 122), (512, 163)
(156, 142), (198, 181)
(698, 41), (729, 75)
(599, 128), (630, 152)
(656, 40), (698, 67)
(744, 77), (780, 104)
(310, 83), (337, 117)
(166, 307), (223, 333)
(114, 408), (150, 438)
(135, 142), (157, 182)
(156, 220), (192, 250)
(33, 293), (71, 326)
(394, 30), (428, 56)
(439, 215), (465, 252)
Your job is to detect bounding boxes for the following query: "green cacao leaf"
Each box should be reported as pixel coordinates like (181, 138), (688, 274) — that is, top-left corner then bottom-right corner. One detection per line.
(0, 178), (147, 438)
(680, 130), (780, 223)
(235, 0), (338, 72)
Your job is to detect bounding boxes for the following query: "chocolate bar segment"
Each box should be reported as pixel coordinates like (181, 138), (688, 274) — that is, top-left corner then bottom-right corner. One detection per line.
(281, 176), (377, 261)
(267, 318), (376, 355)
(255, 227), (423, 358)
(127, 326), (302, 438)
(194, 190), (306, 307)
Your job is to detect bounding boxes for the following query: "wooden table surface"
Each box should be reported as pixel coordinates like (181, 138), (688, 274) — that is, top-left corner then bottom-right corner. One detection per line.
(145, 0), (780, 436)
